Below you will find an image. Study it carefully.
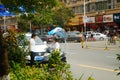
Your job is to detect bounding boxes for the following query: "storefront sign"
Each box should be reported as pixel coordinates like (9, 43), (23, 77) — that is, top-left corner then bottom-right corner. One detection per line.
(113, 13), (120, 22)
(68, 17), (82, 25)
(79, 17), (83, 24)
(95, 15), (103, 23)
(103, 14), (113, 22)
(87, 17), (95, 23)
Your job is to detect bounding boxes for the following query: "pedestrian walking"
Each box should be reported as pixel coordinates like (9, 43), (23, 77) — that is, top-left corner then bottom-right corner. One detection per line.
(90, 33), (94, 41)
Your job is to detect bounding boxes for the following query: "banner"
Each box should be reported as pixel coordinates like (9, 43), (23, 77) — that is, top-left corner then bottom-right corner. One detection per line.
(95, 15), (103, 23)
(68, 17), (83, 25)
(87, 17), (95, 23)
(103, 14), (113, 22)
(113, 13), (120, 22)
(68, 18), (79, 25)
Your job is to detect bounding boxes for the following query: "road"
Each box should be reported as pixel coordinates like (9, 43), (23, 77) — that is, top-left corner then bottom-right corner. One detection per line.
(60, 41), (120, 80)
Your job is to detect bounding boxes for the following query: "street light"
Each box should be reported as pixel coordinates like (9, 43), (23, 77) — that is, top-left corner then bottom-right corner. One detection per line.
(83, 0), (88, 48)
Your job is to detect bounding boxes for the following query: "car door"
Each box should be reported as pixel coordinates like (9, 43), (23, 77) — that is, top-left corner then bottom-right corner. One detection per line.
(67, 32), (75, 41)
(94, 33), (101, 40)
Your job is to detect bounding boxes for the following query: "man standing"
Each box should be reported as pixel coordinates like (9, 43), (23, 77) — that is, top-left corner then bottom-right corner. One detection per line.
(30, 33), (36, 66)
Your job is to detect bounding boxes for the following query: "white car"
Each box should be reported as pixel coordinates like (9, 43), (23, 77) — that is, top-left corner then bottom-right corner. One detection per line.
(92, 32), (107, 40)
(86, 31), (94, 38)
(25, 33), (49, 63)
(25, 33), (66, 64)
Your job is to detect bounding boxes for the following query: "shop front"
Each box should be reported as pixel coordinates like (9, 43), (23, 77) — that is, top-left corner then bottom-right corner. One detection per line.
(95, 15), (104, 32)
(86, 16), (96, 31)
(113, 13), (120, 36)
(103, 14), (117, 31)
(65, 17), (83, 32)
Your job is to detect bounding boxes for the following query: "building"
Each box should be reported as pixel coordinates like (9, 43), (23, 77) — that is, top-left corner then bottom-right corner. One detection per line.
(0, 4), (17, 32)
(60, 0), (120, 36)
(0, 16), (17, 31)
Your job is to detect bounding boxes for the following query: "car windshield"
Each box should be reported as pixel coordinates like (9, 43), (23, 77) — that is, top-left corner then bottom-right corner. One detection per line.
(26, 36), (44, 45)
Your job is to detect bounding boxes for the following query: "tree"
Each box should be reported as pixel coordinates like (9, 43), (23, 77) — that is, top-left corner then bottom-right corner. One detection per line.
(0, 0), (59, 32)
(51, 2), (74, 27)
(0, 0), (59, 13)
(17, 13), (35, 32)
(0, 0), (59, 79)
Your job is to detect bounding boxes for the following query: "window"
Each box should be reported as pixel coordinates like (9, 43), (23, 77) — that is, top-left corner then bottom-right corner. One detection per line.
(72, 7), (75, 14)
(64, 0), (67, 3)
(108, 5), (112, 9)
(96, 1), (107, 11)
(96, 34), (100, 36)
(117, 0), (120, 2)
(71, 0), (77, 2)
(108, 0), (111, 3)
(79, 5), (83, 13)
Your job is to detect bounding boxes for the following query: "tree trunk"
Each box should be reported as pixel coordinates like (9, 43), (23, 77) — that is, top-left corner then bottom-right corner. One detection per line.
(0, 29), (10, 80)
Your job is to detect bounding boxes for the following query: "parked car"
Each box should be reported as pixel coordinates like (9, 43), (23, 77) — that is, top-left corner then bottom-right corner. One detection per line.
(39, 35), (53, 43)
(66, 31), (82, 42)
(83, 31), (94, 38)
(92, 32), (107, 40)
(23, 33), (66, 64)
(40, 35), (65, 43)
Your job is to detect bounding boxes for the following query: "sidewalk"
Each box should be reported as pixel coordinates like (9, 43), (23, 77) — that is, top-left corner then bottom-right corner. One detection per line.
(84, 40), (120, 51)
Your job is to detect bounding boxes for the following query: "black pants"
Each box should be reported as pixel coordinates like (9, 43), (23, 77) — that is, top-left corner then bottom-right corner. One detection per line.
(30, 51), (35, 66)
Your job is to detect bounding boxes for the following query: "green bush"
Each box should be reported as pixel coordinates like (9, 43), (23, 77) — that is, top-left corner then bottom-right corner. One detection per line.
(10, 50), (74, 80)
(4, 30), (29, 67)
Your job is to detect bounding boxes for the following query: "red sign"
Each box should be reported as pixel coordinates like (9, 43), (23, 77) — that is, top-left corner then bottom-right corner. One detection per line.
(95, 15), (103, 23)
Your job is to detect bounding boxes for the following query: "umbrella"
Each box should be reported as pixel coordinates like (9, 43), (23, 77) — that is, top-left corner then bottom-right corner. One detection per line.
(48, 27), (67, 39)
(0, 4), (5, 9)
(54, 30), (67, 38)
(48, 27), (68, 53)
(0, 10), (15, 17)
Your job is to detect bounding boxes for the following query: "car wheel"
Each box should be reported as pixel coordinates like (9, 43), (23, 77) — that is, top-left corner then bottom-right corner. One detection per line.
(99, 37), (104, 41)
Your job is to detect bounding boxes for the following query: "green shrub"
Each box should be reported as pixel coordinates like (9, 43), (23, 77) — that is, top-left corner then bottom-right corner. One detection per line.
(4, 30), (29, 67)
(10, 50), (74, 80)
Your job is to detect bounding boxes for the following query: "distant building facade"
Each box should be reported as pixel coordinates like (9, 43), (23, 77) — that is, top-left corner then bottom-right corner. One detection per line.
(60, 0), (120, 36)
(0, 16), (17, 31)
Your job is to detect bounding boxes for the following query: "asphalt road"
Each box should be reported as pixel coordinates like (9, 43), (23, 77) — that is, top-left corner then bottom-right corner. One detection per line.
(60, 41), (120, 80)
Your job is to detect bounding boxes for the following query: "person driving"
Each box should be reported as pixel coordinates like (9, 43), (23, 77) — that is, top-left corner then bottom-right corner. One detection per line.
(48, 37), (60, 52)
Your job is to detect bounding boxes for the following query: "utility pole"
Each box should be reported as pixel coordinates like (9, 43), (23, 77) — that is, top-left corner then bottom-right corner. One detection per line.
(83, 0), (88, 48)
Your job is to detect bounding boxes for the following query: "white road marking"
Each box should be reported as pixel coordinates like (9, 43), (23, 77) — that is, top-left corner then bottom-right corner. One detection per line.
(106, 56), (116, 59)
(78, 64), (120, 73)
